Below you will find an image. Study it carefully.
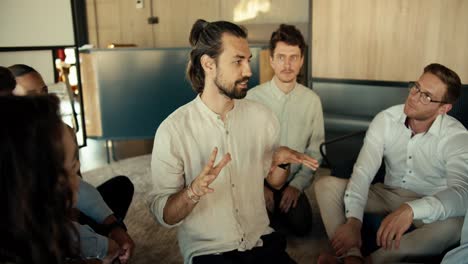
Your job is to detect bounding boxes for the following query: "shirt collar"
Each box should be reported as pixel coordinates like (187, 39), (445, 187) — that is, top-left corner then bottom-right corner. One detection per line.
(269, 79), (297, 99)
(194, 94), (238, 120)
(398, 109), (444, 137)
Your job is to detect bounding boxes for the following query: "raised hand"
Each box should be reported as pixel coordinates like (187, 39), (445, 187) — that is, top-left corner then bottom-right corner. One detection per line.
(191, 147), (231, 196)
(271, 146), (319, 172)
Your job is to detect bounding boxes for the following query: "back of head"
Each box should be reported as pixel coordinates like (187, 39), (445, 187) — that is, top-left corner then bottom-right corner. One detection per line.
(269, 24), (306, 56)
(8, 64), (39, 78)
(0, 66), (16, 96)
(0, 95), (79, 264)
(423, 63), (462, 104)
(186, 19), (247, 93)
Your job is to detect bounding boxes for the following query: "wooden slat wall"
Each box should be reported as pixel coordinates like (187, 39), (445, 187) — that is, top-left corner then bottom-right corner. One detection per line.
(312, 0), (468, 83)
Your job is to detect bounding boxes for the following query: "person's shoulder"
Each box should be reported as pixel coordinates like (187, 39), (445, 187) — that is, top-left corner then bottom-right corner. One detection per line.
(441, 115), (468, 137)
(239, 99), (276, 118)
(158, 98), (197, 130)
(380, 104), (404, 119)
(296, 84), (321, 101)
(246, 81), (269, 99)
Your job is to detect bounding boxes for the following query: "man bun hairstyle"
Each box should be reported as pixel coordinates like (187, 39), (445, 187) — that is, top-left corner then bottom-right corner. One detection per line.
(186, 19), (247, 94)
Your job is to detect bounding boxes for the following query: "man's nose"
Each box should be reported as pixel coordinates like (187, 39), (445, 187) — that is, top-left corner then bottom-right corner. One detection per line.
(243, 64), (252, 77)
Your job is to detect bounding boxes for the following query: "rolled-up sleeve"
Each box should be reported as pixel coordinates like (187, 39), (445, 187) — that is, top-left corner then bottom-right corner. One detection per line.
(148, 121), (185, 228)
(73, 222), (108, 259)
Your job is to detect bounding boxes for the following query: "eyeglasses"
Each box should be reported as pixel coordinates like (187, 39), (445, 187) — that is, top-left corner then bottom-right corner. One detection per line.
(408, 82), (448, 105)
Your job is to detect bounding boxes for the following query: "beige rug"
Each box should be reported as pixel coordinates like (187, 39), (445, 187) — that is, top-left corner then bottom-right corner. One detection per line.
(82, 155), (330, 264)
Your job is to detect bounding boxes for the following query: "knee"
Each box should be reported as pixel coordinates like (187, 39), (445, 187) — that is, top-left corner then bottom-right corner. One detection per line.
(112, 175), (134, 197)
(314, 175), (347, 196)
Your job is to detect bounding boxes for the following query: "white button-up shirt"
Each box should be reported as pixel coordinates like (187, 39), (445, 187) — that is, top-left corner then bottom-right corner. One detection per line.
(149, 96), (280, 263)
(345, 104), (468, 223)
(247, 80), (324, 191)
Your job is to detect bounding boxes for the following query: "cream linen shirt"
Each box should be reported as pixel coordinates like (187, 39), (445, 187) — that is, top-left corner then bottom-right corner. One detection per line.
(345, 104), (468, 223)
(149, 95), (280, 263)
(247, 80), (324, 191)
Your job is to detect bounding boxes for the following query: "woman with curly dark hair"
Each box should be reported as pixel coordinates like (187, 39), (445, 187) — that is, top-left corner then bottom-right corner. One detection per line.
(0, 94), (82, 264)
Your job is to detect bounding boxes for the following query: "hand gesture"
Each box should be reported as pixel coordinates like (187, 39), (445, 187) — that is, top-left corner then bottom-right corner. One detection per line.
(191, 147), (231, 196)
(376, 203), (413, 250)
(271, 146), (319, 172)
(280, 186), (300, 213)
(331, 218), (362, 256)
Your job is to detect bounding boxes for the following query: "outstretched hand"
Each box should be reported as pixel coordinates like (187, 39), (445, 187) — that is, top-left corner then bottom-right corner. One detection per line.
(270, 146), (319, 173)
(191, 147), (231, 196)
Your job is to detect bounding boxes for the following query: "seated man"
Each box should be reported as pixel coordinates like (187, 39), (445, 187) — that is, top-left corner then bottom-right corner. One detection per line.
(8, 63), (135, 264)
(149, 19), (319, 264)
(247, 24), (324, 236)
(315, 63), (468, 263)
(0, 66), (15, 95)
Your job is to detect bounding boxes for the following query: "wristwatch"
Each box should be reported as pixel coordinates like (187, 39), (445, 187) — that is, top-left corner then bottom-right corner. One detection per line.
(104, 219), (127, 235)
(277, 163), (290, 170)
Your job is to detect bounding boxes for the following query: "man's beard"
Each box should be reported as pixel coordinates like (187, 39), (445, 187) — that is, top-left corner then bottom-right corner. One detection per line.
(215, 76), (249, 99)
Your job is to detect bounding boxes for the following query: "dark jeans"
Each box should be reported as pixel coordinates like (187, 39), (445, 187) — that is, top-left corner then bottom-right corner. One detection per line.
(192, 232), (296, 264)
(265, 181), (313, 236)
(78, 175), (134, 235)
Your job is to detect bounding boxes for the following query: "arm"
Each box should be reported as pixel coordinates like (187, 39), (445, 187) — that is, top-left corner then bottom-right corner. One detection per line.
(289, 98), (325, 191)
(406, 132), (468, 223)
(344, 112), (387, 222)
(331, 113), (387, 255)
(76, 179), (113, 223)
(266, 146), (319, 189)
(162, 147), (231, 225)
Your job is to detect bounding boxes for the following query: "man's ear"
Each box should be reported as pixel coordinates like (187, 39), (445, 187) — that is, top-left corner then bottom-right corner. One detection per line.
(439, 103), (452, 115)
(201, 54), (215, 74)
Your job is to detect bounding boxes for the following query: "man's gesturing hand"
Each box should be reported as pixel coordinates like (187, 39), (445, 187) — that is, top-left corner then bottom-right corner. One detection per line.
(270, 146), (319, 172)
(191, 147), (231, 196)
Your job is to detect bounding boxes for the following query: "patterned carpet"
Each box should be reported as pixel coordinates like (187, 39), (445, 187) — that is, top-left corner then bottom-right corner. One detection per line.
(82, 155), (330, 264)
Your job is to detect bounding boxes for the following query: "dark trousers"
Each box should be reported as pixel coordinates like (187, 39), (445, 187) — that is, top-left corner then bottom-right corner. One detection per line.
(265, 181), (313, 236)
(192, 232), (296, 264)
(78, 175), (134, 235)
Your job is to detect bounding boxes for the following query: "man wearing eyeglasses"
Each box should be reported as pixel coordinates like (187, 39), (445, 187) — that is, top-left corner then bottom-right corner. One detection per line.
(315, 63), (468, 263)
(247, 24), (324, 237)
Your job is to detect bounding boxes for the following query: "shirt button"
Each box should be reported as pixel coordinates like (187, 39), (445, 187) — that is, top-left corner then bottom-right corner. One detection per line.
(226, 131), (229, 135)
(346, 210), (349, 213)
(232, 184), (235, 188)
(409, 156), (412, 159)
(409, 170), (412, 173)
(345, 194), (349, 197)
(236, 209), (239, 213)
(403, 180), (406, 183)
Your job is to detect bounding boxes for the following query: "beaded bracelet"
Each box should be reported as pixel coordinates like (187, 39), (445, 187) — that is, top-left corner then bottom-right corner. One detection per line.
(186, 183), (201, 203)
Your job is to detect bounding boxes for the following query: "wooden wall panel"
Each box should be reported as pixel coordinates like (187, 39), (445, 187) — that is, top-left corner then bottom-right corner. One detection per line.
(312, 0), (468, 83)
(151, 0), (221, 47)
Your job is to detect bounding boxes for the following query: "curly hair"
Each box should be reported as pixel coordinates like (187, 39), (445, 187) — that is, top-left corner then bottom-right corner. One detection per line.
(0, 95), (81, 264)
